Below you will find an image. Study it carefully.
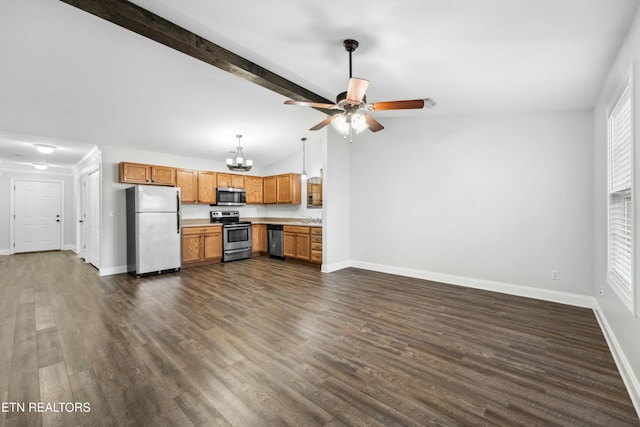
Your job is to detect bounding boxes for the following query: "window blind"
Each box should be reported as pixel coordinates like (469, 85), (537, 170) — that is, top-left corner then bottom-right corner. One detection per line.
(608, 82), (633, 292)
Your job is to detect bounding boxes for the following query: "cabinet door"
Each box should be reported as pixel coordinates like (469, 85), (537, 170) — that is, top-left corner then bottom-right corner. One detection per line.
(276, 173), (301, 204)
(217, 173), (232, 188)
(245, 176), (263, 204)
(276, 174), (292, 203)
(120, 162), (150, 184)
(203, 231), (222, 260)
(263, 176), (277, 204)
(197, 171), (217, 204)
(295, 232), (311, 261)
(231, 174), (245, 189)
(151, 166), (175, 185)
(283, 232), (296, 258)
(182, 234), (203, 264)
(252, 224), (265, 255)
(176, 169), (198, 203)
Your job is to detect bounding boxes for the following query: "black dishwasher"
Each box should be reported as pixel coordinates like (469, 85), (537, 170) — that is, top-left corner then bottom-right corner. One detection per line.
(267, 224), (284, 260)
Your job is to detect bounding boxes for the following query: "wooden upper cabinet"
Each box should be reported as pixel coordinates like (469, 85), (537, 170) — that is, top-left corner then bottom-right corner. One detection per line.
(263, 174), (300, 204)
(263, 176), (277, 204)
(151, 165), (176, 185)
(119, 162), (175, 186)
(245, 176), (263, 204)
(119, 162), (150, 184)
(217, 173), (231, 188)
(177, 170), (216, 204)
(197, 171), (217, 204)
(231, 174), (245, 189)
(276, 173), (301, 204)
(217, 173), (244, 188)
(176, 169), (198, 203)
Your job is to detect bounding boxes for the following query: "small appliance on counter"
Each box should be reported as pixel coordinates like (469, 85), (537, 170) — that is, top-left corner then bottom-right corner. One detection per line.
(126, 185), (182, 277)
(210, 210), (252, 262)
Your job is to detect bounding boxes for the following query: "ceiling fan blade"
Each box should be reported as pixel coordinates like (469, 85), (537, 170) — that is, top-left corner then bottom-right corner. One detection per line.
(370, 99), (425, 111)
(309, 116), (335, 131)
(346, 78), (369, 103)
(284, 99), (337, 109)
(364, 114), (384, 132)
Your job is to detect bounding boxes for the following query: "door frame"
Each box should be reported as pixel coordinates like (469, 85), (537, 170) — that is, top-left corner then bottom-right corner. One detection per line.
(10, 178), (65, 254)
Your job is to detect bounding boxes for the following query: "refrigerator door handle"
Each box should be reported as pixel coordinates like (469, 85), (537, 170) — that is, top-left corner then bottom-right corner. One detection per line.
(176, 191), (181, 234)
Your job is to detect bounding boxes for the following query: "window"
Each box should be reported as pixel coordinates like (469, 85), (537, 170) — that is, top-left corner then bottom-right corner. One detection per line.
(607, 69), (635, 314)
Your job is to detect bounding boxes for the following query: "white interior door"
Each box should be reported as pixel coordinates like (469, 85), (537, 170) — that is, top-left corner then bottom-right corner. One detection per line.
(14, 180), (62, 253)
(80, 174), (89, 260)
(88, 170), (101, 267)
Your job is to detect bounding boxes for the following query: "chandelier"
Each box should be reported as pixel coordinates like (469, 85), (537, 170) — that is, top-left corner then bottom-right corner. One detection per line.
(226, 134), (253, 171)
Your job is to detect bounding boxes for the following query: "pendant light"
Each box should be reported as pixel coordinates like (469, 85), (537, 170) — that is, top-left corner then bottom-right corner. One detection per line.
(300, 137), (307, 181)
(226, 134), (253, 171)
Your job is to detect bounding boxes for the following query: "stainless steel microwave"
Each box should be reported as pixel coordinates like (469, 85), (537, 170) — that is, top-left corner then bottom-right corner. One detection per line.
(214, 187), (246, 206)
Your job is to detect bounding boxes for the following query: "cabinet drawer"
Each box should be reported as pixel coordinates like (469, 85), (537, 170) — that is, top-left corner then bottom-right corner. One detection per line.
(310, 250), (322, 263)
(283, 225), (309, 234)
(310, 227), (322, 236)
(182, 226), (219, 235)
(311, 236), (322, 243)
(311, 242), (322, 251)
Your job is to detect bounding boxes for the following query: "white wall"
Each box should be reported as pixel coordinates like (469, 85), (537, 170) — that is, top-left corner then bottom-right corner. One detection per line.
(323, 131), (351, 271)
(0, 170), (76, 254)
(593, 4), (640, 412)
(348, 111), (593, 298)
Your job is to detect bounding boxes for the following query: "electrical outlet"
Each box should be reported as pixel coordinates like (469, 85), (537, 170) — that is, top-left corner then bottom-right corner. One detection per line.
(551, 270), (559, 280)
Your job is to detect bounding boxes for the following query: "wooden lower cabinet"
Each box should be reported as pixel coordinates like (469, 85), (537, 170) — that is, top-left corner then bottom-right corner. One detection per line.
(252, 224), (266, 256)
(283, 225), (311, 261)
(181, 226), (222, 268)
(310, 227), (322, 264)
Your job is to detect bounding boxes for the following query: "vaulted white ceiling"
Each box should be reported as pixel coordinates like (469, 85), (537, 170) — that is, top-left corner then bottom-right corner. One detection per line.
(0, 0), (638, 173)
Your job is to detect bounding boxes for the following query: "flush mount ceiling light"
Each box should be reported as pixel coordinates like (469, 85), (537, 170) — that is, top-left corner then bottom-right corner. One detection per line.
(226, 134), (253, 172)
(33, 163), (48, 170)
(34, 144), (57, 154)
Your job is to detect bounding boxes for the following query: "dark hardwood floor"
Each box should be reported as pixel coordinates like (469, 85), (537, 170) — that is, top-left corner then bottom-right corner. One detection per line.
(0, 251), (638, 426)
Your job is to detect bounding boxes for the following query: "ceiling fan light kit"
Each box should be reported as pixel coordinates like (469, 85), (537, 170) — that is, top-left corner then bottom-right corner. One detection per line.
(226, 134), (253, 171)
(284, 39), (433, 142)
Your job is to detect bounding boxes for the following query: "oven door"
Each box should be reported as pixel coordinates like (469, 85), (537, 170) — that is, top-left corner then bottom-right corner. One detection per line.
(223, 223), (252, 251)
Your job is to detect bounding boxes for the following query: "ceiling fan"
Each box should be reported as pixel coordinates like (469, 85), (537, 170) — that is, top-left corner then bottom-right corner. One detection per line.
(284, 39), (435, 140)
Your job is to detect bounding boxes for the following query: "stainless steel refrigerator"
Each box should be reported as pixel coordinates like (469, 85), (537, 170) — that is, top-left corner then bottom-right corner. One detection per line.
(126, 185), (181, 277)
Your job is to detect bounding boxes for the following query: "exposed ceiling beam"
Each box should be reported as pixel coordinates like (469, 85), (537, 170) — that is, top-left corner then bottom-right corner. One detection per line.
(58, 0), (334, 110)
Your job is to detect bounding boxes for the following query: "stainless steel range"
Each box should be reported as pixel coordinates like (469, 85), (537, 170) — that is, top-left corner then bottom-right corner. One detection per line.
(210, 210), (252, 262)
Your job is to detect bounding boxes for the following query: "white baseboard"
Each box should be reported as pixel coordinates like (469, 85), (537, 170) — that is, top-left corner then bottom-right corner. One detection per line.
(98, 265), (128, 276)
(0, 249), (10, 256)
(349, 260), (594, 308)
(592, 301), (640, 419)
(321, 260), (351, 273)
(63, 244), (77, 252)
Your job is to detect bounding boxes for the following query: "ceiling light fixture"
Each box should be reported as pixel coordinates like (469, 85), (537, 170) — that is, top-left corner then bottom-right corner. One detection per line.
(33, 163), (48, 170)
(226, 134), (252, 171)
(300, 137), (307, 181)
(34, 144), (57, 154)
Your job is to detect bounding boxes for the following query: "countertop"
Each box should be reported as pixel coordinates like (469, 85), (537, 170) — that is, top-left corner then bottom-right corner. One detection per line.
(182, 217), (322, 228)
